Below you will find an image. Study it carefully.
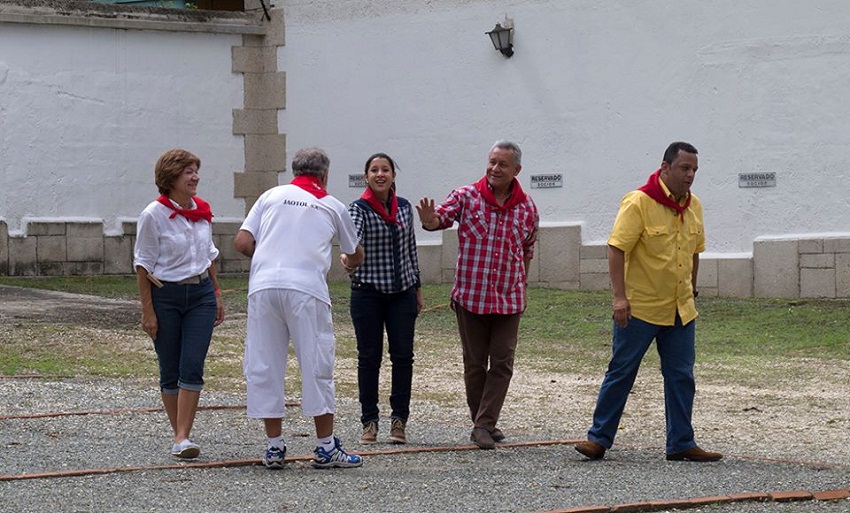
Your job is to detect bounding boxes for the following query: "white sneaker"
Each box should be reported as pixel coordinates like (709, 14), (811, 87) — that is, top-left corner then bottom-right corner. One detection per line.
(171, 440), (200, 459)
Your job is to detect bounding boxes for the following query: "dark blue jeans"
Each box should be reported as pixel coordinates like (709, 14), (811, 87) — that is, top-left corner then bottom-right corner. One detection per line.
(587, 315), (697, 454)
(151, 278), (217, 393)
(350, 286), (418, 425)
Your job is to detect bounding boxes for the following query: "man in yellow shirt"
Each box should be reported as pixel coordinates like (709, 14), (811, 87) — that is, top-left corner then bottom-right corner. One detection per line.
(575, 142), (722, 462)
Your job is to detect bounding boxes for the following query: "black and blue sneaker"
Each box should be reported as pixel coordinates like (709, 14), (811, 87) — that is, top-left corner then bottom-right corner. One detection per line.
(263, 444), (287, 469)
(312, 437), (363, 469)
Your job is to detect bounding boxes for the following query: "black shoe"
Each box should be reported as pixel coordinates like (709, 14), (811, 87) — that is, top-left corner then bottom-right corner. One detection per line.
(470, 428), (495, 450)
(489, 428), (506, 442)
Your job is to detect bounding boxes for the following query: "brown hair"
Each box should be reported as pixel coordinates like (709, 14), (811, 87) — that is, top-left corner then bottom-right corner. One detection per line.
(154, 149), (201, 195)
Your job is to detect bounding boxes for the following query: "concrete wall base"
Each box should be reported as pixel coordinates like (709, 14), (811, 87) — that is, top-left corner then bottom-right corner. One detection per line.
(6, 220), (846, 299)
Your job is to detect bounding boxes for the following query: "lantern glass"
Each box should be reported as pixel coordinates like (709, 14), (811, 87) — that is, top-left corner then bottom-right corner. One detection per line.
(488, 24), (504, 50)
(486, 23), (514, 57)
(496, 27), (512, 49)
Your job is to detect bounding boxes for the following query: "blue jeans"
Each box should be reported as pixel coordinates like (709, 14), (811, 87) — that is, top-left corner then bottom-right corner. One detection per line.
(350, 286), (418, 424)
(151, 278), (217, 393)
(587, 315), (697, 454)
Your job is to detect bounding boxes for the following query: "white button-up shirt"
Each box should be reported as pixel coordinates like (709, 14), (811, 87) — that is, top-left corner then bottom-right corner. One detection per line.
(133, 197), (219, 282)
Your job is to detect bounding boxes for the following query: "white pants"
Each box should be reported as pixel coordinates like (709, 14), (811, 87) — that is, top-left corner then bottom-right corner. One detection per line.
(244, 288), (336, 418)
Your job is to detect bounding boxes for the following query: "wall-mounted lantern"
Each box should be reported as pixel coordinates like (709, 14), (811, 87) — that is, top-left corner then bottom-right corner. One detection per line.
(486, 20), (514, 58)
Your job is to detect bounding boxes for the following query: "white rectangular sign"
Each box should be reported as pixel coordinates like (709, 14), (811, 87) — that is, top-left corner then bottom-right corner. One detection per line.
(348, 174), (367, 188)
(738, 172), (776, 188)
(530, 174), (563, 189)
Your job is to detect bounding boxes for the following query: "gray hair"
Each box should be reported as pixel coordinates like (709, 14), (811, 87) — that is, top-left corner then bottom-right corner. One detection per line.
(490, 140), (522, 165)
(291, 147), (330, 177)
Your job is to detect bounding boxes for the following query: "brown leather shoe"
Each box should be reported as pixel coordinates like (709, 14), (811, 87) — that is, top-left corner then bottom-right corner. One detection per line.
(389, 418), (406, 444)
(360, 421), (378, 444)
(666, 445), (723, 462)
(574, 440), (606, 460)
(489, 428), (506, 443)
(470, 427), (495, 449)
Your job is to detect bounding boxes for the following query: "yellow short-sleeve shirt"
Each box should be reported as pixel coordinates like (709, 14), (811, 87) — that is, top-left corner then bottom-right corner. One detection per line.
(607, 183), (705, 326)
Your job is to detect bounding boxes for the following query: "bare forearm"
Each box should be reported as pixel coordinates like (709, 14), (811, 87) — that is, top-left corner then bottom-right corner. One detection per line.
(208, 261), (220, 291)
(692, 253), (700, 291)
(135, 266), (154, 315)
(208, 260), (225, 326)
(608, 245), (631, 327)
(607, 245), (627, 299)
(234, 230), (256, 257)
(345, 244), (365, 268)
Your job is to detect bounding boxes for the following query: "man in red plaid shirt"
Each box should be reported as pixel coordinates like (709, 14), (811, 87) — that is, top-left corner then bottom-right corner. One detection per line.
(417, 140), (539, 449)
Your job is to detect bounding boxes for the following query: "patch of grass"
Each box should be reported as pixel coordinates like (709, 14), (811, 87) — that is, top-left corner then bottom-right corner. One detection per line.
(521, 289), (850, 362)
(698, 296), (850, 360)
(1, 277), (848, 382)
(0, 274), (251, 314)
(0, 325), (156, 377)
(0, 275), (141, 299)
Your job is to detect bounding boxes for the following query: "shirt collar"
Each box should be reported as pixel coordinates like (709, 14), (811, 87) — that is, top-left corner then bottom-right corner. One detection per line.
(658, 177), (689, 205)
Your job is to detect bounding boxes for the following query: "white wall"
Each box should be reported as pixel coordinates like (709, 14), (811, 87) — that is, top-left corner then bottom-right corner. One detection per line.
(280, 0), (850, 253)
(0, 22), (245, 235)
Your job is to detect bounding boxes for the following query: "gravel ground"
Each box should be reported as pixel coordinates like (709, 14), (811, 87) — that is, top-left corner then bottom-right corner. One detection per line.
(0, 286), (848, 512)
(1, 378), (848, 513)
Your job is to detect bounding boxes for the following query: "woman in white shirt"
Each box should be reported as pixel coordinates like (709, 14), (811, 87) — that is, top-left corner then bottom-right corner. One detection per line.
(134, 149), (224, 459)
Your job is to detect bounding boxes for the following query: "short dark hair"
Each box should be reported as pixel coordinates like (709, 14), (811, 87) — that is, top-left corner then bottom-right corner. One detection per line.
(291, 147), (330, 177)
(663, 142), (698, 164)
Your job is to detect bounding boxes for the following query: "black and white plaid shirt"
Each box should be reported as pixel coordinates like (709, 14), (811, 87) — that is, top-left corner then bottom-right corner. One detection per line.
(348, 196), (420, 294)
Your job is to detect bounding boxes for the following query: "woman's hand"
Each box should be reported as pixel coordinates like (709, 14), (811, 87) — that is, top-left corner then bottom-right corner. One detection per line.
(214, 293), (225, 326)
(141, 310), (158, 339)
(340, 254), (357, 274)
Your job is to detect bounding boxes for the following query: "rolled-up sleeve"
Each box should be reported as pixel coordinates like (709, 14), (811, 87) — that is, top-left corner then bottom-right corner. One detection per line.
(133, 210), (160, 273)
(433, 188), (465, 229)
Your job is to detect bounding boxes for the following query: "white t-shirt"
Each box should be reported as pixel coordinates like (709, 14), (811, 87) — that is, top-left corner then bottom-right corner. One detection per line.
(133, 198), (220, 282)
(240, 183), (359, 304)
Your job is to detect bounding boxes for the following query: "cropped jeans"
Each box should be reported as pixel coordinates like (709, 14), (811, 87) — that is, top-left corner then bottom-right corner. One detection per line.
(150, 278), (217, 394)
(587, 315), (697, 455)
(350, 285), (418, 425)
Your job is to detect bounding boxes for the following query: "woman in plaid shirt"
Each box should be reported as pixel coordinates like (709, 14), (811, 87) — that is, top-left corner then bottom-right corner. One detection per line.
(345, 153), (423, 445)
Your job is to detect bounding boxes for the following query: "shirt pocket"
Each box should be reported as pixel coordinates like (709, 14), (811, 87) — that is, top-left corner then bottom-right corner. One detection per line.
(642, 225), (670, 255)
(687, 224), (703, 253)
(463, 212), (489, 239)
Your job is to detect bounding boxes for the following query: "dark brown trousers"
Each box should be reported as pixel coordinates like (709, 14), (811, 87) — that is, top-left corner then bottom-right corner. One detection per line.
(454, 303), (522, 430)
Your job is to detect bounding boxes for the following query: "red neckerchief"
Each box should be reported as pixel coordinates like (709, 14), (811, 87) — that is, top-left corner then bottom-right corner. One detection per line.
(638, 169), (691, 221)
(360, 187), (400, 225)
(156, 195), (213, 223)
(290, 175), (328, 198)
(475, 176), (526, 211)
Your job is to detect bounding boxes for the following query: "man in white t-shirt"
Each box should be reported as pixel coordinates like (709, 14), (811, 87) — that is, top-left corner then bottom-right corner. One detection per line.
(235, 147), (365, 469)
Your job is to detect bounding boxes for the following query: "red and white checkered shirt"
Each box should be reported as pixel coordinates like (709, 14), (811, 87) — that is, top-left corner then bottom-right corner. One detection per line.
(431, 183), (538, 315)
